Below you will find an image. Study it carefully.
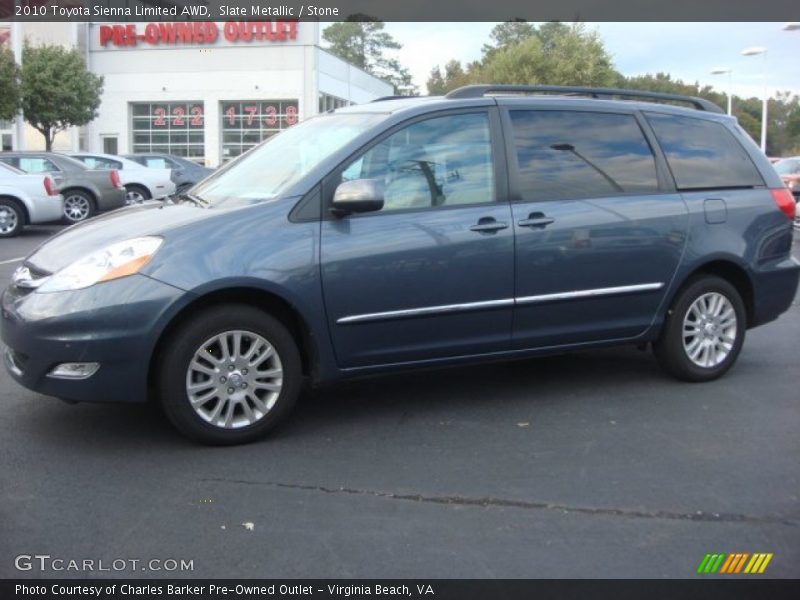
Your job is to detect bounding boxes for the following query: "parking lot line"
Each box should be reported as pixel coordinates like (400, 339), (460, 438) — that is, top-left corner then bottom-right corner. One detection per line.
(0, 257), (24, 265)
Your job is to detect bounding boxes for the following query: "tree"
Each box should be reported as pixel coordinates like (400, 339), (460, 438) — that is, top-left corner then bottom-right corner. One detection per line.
(481, 20), (536, 57)
(20, 43), (104, 151)
(323, 16), (416, 95)
(431, 22), (616, 93)
(0, 46), (20, 121)
(426, 60), (473, 95)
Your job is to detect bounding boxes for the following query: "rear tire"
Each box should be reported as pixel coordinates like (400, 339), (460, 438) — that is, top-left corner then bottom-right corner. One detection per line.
(0, 198), (23, 237)
(158, 305), (302, 445)
(62, 190), (96, 224)
(654, 275), (746, 382)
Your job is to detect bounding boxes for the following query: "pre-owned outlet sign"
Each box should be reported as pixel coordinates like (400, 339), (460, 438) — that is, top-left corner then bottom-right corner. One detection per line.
(98, 21), (299, 48)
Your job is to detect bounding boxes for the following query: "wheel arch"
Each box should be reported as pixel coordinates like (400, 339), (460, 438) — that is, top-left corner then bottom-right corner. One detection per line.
(125, 182), (152, 198)
(671, 259), (755, 328)
(147, 286), (319, 394)
(0, 194), (30, 224)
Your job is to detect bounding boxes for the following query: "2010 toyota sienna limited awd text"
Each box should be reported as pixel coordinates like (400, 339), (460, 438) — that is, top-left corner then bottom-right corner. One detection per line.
(2, 86), (798, 445)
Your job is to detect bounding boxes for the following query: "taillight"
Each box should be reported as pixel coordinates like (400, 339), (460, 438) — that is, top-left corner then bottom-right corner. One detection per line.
(110, 169), (121, 189)
(771, 188), (796, 220)
(43, 176), (56, 196)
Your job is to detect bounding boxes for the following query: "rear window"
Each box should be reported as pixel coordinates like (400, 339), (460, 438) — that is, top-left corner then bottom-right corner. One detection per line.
(645, 113), (764, 190)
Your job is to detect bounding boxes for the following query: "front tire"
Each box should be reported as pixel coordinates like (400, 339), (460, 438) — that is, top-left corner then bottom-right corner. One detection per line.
(158, 305), (302, 445)
(654, 275), (746, 382)
(125, 184), (151, 205)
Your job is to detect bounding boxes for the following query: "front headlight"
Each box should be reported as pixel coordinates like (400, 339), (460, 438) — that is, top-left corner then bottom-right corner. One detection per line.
(37, 237), (163, 293)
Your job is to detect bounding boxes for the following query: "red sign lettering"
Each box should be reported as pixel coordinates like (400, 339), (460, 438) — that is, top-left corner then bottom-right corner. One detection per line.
(99, 21), (297, 48)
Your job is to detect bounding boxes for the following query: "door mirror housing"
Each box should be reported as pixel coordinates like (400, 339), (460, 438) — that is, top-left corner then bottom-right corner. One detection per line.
(331, 179), (384, 216)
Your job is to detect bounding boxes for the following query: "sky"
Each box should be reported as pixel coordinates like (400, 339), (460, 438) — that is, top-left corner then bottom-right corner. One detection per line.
(378, 22), (800, 99)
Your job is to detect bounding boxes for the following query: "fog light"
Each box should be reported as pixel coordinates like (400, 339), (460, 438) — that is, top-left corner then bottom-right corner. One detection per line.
(47, 362), (100, 380)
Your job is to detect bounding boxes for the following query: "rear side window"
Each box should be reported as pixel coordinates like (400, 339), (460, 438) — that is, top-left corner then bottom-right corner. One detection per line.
(645, 113), (764, 190)
(17, 157), (60, 173)
(509, 110), (660, 201)
(78, 156), (122, 170)
(144, 157), (169, 169)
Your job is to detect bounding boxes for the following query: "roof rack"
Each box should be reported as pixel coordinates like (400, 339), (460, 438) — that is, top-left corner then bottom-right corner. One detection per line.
(371, 95), (414, 103)
(444, 85), (724, 113)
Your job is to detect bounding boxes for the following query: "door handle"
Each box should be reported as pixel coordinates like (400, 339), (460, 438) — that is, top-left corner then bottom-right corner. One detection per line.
(518, 212), (555, 228)
(469, 218), (509, 233)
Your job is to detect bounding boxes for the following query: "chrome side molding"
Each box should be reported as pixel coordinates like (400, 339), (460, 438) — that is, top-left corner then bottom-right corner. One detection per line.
(337, 298), (515, 325)
(337, 283), (664, 325)
(515, 283), (664, 306)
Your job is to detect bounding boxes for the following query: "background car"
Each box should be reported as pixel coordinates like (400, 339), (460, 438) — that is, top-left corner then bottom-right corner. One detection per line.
(0, 162), (62, 237)
(68, 152), (176, 204)
(772, 156), (800, 199)
(0, 152), (127, 224)
(123, 153), (214, 195)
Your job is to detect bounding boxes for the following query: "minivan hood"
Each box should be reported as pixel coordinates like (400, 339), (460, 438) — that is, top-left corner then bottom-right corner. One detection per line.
(27, 203), (217, 274)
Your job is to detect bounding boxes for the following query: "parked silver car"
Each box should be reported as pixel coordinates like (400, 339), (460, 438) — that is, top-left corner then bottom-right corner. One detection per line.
(0, 162), (63, 237)
(0, 152), (127, 224)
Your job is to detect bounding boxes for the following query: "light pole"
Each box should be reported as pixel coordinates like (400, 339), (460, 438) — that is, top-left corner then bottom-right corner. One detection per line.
(741, 46), (768, 153)
(710, 68), (733, 115)
(11, 21), (25, 151)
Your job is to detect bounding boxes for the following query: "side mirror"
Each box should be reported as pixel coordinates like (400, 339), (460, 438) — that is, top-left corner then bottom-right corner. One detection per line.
(331, 179), (384, 216)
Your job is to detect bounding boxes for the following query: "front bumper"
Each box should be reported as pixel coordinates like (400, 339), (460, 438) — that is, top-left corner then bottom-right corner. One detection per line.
(1, 273), (187, 403)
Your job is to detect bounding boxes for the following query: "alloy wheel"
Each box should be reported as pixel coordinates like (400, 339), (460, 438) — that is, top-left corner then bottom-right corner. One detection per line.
(185, 330), (284, 429)
(0, 206), (18, 234)
(64, 194), (91, 222)
(125, 189), (146, 205)
(682, 292), (738, 368)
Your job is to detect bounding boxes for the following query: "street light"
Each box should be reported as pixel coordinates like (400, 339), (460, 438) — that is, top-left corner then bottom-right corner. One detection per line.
(783, 23), (800, 31)
(710, 68), (733, 115)
(741, 46), (768, 153)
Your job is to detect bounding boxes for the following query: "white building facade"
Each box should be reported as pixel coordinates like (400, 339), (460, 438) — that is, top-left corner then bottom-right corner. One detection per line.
(8, 21), (393, 166)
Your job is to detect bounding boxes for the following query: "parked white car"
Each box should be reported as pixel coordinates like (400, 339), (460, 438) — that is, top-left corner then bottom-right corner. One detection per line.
(0, 162), (63, 238)
(69, 152), (176, 204)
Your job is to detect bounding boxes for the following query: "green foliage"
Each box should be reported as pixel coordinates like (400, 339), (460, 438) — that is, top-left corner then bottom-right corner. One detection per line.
(21, 42), (104, 151)
(0, 47), (20, 121)
(322, 16), (416, 95)
(428, 22), (616, 93)
(427, 60), (474, 95)
(481, 20), (537, 58)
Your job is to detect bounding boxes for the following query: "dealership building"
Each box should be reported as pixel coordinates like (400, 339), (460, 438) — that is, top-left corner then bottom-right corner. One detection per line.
(1, 20), (393, 166)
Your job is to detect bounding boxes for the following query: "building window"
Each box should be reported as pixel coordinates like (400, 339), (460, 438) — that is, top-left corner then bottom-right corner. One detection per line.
(220, 100), (299, 162)
(131, 102), (205, 161)
(318, 93), (351, 113)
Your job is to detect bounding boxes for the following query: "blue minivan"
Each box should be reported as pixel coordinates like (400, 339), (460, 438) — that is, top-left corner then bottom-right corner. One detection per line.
(3, 86), (798, 444)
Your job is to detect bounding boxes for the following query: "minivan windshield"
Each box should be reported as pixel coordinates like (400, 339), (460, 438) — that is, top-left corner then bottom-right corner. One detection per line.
(192, 112), (386, 207)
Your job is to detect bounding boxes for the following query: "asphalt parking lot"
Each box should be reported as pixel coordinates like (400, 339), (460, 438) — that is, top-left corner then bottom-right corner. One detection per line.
(0, 225), (798, 579)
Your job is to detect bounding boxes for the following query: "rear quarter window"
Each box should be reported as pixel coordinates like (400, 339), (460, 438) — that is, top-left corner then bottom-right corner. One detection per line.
(645, 112), (764, 190)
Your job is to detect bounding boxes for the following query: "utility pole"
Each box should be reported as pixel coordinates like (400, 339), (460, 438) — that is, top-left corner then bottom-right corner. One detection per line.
(11, 20), (25, 151)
